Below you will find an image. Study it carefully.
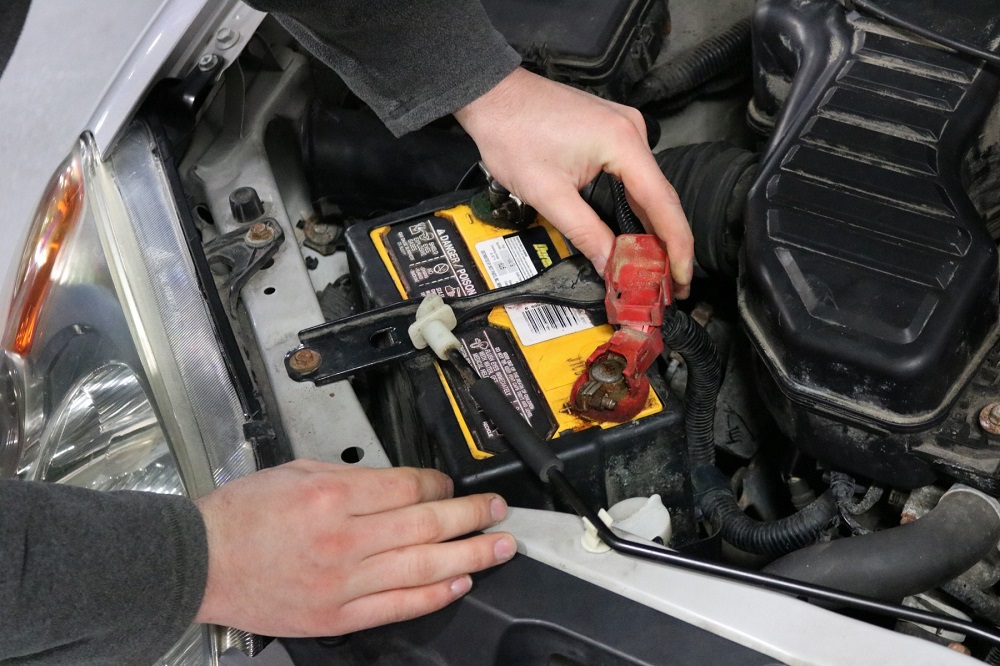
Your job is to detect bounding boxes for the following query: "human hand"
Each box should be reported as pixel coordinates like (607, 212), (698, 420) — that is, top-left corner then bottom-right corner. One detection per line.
(454, 67), (694, 299)
(193, 460), (515, 636)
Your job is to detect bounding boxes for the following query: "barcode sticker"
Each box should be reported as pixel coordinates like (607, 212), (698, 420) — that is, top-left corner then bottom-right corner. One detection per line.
(475, 235), (594, 346)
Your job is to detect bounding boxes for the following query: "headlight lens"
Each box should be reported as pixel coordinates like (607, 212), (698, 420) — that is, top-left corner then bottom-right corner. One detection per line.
(1, 124), (260, 663)
(35, 361), (182, 494)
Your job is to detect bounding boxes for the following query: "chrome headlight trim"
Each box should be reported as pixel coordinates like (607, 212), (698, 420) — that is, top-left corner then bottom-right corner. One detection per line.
(89, 123), (256, 497)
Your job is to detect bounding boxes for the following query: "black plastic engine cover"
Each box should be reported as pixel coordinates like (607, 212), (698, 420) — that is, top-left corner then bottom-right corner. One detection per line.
(742, 0), (1000, 483)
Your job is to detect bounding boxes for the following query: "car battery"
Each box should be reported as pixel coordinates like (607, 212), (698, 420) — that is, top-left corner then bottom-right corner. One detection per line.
(345, 192), (694, 544)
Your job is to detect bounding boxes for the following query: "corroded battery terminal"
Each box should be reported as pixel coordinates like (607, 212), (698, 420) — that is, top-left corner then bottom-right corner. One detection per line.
(571, 235), (671, 422)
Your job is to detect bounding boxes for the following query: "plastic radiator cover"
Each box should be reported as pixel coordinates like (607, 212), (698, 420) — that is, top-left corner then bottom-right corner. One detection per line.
(742, 0), (1000, 433)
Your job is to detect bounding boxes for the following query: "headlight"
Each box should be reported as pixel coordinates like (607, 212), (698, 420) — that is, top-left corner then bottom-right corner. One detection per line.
(1, 123), (261, 664)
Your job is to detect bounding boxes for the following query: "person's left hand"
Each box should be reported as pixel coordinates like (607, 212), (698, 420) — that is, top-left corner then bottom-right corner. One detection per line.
(454, 67), (694, 299)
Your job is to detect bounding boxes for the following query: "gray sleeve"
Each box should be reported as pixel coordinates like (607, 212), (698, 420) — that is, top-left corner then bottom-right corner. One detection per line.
(244, 0), (521, 136)
(0, 481), (209, 665)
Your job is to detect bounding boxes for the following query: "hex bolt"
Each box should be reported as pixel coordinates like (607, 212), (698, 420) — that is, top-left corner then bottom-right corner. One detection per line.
(245, 221), (275, 248)
(979, 402), (1000, 435)
(289, 348), (322, 375)
(215, 27), (240, 50)
(198, 54), (220, 72)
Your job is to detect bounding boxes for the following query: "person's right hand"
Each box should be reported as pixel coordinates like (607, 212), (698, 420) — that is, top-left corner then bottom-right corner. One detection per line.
(193, 460), (515, 636)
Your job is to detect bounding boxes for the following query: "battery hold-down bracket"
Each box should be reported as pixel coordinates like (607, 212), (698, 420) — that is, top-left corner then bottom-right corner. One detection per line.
(571, 235), (671, 422)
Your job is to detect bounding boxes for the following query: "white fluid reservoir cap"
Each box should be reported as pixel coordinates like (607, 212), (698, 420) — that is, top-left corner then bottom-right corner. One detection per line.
(607, 494), (672, 545)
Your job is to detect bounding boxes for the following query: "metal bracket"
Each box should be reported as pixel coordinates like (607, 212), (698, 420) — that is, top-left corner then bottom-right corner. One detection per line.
(285, 255), (606, 385)
(204, 218), (285, 311)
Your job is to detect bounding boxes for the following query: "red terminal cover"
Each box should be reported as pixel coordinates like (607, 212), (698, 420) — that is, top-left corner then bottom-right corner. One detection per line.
(604, 235), (672, 328)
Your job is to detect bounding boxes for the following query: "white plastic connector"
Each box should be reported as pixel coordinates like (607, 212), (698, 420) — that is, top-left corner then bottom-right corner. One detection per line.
(581, 509), (614, 553)
(408, 295), (460, 360)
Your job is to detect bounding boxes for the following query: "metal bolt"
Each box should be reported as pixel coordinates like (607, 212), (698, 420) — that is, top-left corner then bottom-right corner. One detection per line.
(289, 348), (322, 375)
(979, 402), (1000, 435)
(245, 221), (275, 247)
(589, 355), (626, 384)
(215, 27), (240, 50)
(198, 54), (220, 71)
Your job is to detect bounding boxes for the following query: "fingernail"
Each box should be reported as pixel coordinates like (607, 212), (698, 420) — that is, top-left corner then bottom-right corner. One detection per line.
(494, 536), (517, 561)
(682, 258), (694, 284)
(593, 256), (607, 274)
(490, 497), (508, 523)
(450, 576), (472, 597)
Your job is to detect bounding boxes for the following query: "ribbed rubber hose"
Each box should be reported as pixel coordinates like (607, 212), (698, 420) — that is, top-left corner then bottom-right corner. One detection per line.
(698, 473), (853, 556)
(587, 143), (758, 275)
(660, 307), (720, 469)
(628, 17), (752, 109)
(943, 579), (1000, 625)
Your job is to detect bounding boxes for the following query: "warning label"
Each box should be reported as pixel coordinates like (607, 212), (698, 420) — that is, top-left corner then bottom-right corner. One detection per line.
(475, 230), (594, 346)
(447, 327), (555, 454)
(385, 217), (487, 298)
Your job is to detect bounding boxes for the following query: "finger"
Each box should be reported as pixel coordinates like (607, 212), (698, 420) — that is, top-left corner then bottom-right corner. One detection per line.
(339, 466), (455, 516)
(624, 191), (653, 234)
(613, 152), (694, 293)
(357, 493), (507, 553)
(335, 575), (474, 634)
(530, 183), (616, 272)
(618, 104), (649, 141)
(623, 191), (691, 300)
(282, 458), (349, 473)
(350, 533), (516, 598)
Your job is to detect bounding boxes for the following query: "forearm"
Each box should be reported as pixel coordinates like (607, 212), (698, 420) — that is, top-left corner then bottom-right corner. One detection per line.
(245, 0), (521, 136)
(0, 481), (207, 665)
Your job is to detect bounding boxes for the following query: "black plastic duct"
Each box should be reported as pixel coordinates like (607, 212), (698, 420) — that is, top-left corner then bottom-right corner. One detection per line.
(302, 104), (480, 217)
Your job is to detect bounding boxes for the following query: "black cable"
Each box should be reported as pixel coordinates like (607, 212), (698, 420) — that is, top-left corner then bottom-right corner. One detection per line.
(851, 0), (1000, 69)
(610, 178), (644, 235)
(627, 17), (752, 110)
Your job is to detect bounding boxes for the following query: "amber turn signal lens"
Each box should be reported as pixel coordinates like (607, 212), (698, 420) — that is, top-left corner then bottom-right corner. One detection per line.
(3, 154), (84, 355)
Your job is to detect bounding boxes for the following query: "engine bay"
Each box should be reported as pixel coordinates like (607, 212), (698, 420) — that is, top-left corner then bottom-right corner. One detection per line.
(145, 0), (1000, 661)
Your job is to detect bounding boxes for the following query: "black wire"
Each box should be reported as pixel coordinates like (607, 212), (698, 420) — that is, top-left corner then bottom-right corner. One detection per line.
(546, 469), (1000, 647)
(851, 0), (1000, 69)
(610, 177), (645, 235)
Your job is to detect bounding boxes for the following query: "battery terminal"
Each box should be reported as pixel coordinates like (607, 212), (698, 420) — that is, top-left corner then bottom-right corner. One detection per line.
(570, 235), (671, 422)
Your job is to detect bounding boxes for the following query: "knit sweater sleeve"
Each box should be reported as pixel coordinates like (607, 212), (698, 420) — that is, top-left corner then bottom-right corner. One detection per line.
(0, 481), (208, 665)
(244, 0), (521, 136)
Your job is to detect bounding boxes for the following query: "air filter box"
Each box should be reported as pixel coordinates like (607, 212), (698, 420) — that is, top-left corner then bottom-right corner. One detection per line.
(742, 0), (1000, 486)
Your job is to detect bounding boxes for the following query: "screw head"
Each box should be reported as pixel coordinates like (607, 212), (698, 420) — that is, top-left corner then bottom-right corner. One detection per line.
(245, 221), (275, 247)
(198, 53), (220, 71)
(215, 27), (240, 49)
(289, 348), (322, 374)
(980, 402), (1000, 435)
